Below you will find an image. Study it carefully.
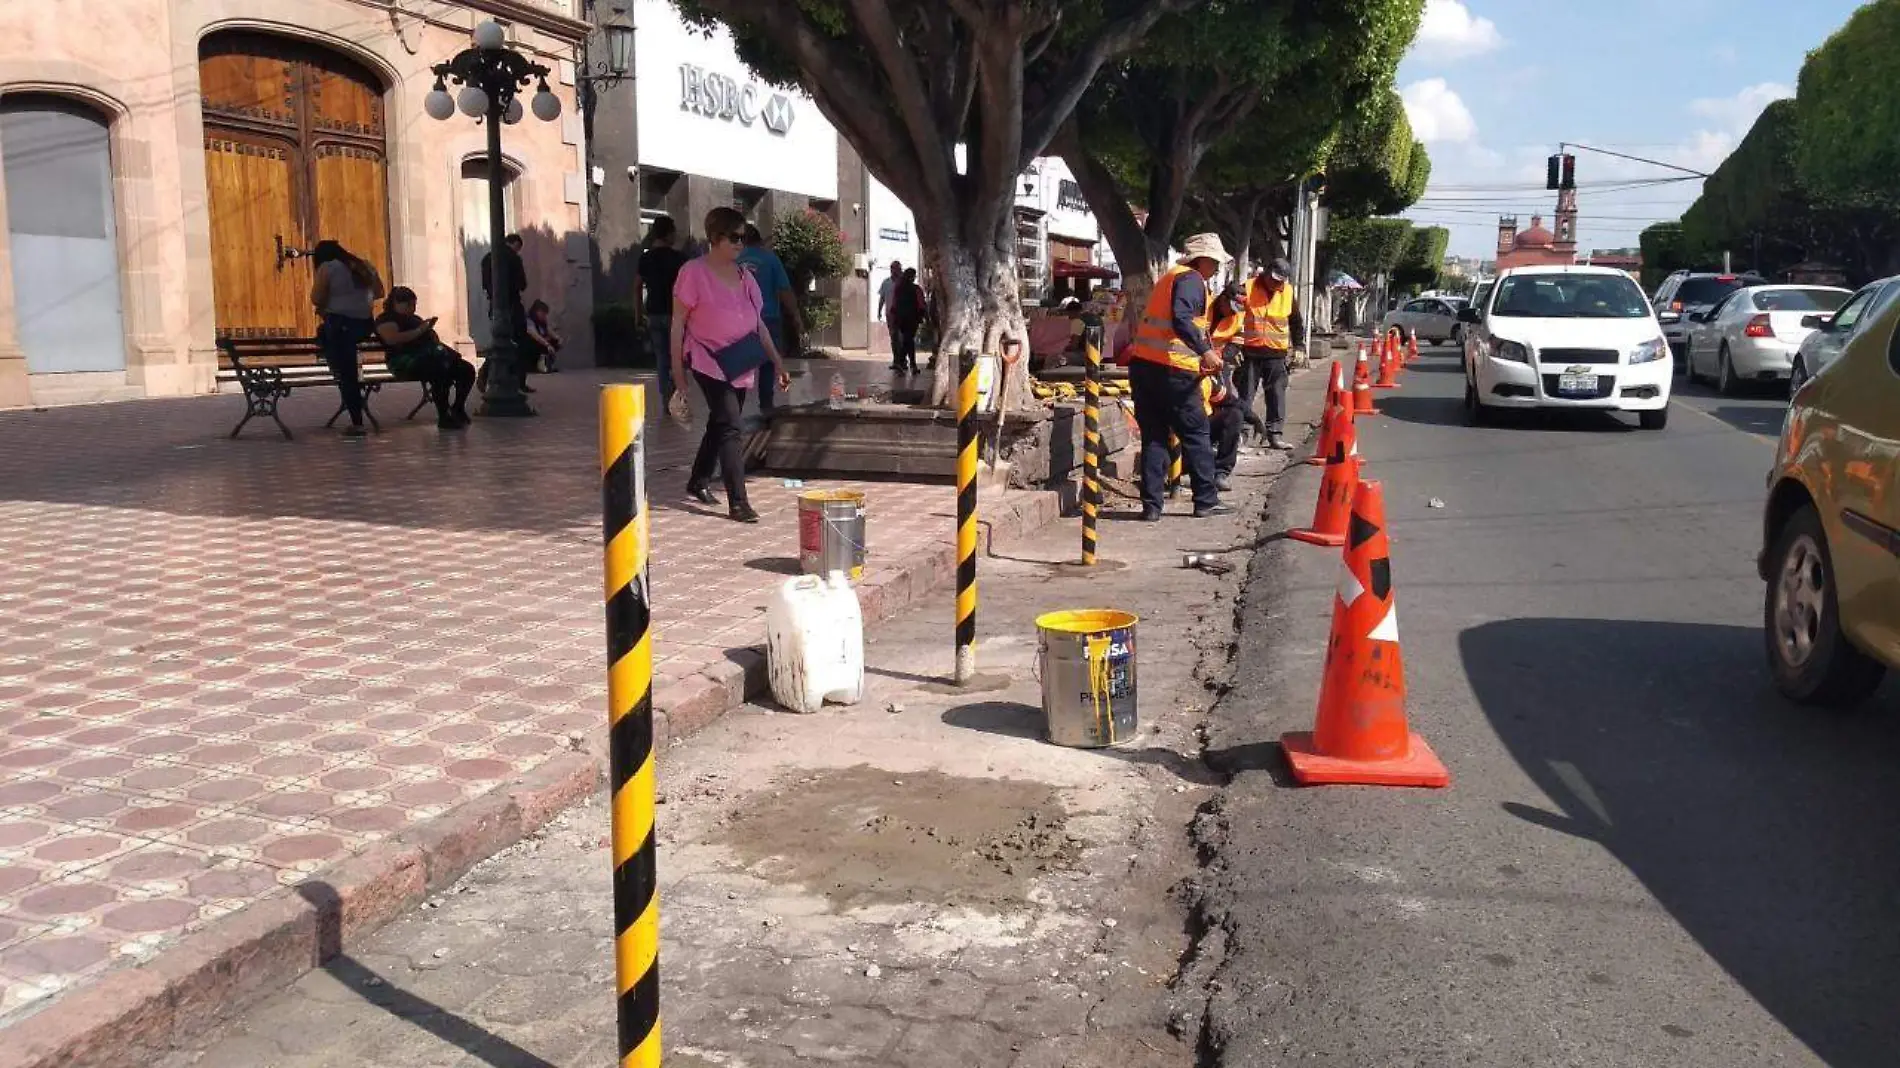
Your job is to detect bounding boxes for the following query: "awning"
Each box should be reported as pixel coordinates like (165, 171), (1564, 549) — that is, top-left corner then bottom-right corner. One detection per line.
(1052, 261), (1120, 280)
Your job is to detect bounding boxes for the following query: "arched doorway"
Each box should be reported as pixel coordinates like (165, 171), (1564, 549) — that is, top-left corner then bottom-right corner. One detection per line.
(0, 96), (128, 373)
(199, 31), (390, 339)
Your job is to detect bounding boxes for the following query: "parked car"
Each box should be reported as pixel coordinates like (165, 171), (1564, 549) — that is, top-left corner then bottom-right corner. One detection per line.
(1381, 296), (1462, 345)
(1681, 284), (1851, 394)
(1790, 276), (1900, 392)
(1759, 284), (1900, 705)
(1457, 265), (1673, 429)
(1651, 271), (1766, 367)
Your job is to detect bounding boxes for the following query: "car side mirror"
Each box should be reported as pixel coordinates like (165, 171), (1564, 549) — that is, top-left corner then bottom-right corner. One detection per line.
(1456, 307), (1481, 324)
(1657, 310), (1680, 325)
(1799, 313), (1824, 329)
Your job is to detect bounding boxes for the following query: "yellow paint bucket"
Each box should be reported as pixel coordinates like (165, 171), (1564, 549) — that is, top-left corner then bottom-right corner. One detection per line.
(1035, 609), (1139, 748)
(797, 489), (866, 581)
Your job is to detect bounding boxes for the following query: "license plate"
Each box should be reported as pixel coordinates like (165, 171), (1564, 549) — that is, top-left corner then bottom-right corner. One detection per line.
(1557, 372), (1598, 395)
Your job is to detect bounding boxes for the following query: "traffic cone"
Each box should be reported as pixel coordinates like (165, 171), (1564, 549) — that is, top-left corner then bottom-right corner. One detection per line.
(1305, 362), (1347, 467)
(1282, 479), (1450, 788)
(1375, 335), (1402, 389)
(1353, 345), (1380, 416)
(1288, 406), (1359, 547)
(1406, 331), (1421, 365)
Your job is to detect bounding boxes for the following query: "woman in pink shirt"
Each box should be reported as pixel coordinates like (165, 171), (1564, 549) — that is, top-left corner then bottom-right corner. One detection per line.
(669, 206), (791, 523)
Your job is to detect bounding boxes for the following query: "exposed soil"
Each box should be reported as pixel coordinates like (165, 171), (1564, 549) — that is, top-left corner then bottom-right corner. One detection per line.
(718, 765), (1082, 911)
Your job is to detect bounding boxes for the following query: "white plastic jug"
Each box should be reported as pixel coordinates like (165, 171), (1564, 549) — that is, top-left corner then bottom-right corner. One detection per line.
(764, 571), (865, 714)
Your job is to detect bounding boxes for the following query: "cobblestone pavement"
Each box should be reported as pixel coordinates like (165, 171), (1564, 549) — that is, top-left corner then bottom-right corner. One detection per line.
(153, 424), (1303, 1068)
(0, 359), (959, 1027)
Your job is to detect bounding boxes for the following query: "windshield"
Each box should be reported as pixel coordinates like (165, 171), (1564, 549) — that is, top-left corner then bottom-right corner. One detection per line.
(1673, 276), (1748, 307)
(1490, 275), (1652, 319)
(1472, 282), (1494, 310)
(1751, 287), (1849, 312)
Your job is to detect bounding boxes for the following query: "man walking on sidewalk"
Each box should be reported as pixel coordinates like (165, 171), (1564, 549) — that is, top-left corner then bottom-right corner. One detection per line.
(1229, 257), (1303, 450)
(1125, 233), (1234, 521)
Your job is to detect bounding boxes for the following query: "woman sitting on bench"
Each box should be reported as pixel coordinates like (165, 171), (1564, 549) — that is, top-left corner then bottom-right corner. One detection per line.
(374, 287), (477, 429)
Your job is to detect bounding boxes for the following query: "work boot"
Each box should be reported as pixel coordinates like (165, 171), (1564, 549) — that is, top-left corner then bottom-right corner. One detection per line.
(1266, 433), (1293, 451)
(1194, 503), (1236, 519)
(1139, 507), (1163, 522)
(1216, 473), (1233, 492)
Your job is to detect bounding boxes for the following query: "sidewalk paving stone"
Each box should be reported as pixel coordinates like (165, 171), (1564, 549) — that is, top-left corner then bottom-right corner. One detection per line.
(0, 357), (1058, 1051)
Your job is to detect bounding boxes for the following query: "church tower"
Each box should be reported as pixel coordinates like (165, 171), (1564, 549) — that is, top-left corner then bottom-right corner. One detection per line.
(1497, 215), (1517, 257)
(1554, 187), (1578, 252)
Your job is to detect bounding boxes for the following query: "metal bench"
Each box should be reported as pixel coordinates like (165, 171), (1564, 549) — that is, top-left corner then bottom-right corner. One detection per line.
(215, 337), (439, 440)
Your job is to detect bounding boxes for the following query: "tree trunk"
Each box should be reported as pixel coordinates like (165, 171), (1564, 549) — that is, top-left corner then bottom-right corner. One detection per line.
(919, 207), (1030, 409)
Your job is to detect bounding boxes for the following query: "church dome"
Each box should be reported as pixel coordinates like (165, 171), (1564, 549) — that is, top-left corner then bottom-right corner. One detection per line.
(1514, 217), (1555, 249)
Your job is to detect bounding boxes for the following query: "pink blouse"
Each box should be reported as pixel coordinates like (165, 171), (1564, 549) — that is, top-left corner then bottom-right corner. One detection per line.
(675, 257), (765, 388)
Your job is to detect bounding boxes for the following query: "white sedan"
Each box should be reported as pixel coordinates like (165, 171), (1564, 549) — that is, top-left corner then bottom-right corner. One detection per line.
(1681, 284), (1851, 394)
(1458, 265), (1673, 430)
(1381, 296), (1462, 345)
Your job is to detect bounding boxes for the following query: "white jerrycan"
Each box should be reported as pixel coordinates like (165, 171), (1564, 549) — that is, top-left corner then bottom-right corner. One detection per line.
(764, 571), (865, 714)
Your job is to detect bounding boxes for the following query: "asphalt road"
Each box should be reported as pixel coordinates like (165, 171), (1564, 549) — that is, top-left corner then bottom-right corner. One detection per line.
(1190, 345), (1900, 1068)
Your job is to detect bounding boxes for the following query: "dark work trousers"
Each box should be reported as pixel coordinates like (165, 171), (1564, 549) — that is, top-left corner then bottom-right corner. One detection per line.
(1211, 400), (1243, 476)
(1128, 359), (1219, 513)
(1239, 348), (1291, 437)
(689, 370), (750, 507)
(319, 314), (374, 428)
(892, 321), (921, 371)
(414, 349), (477, 418)
(1228, 347), (1268, 436)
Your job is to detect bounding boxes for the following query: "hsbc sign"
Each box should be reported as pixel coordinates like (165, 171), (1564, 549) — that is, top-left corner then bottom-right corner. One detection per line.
(679, 64), (795, 136)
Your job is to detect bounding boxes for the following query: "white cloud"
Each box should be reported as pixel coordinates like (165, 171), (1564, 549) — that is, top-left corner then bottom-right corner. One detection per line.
(1687, 82), (1794, 140)
(1410, 0), (1504, 61)
(1401, 78), (1477, 144)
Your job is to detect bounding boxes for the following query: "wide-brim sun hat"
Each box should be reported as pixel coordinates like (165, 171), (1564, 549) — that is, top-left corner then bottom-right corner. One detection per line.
(1179, 232), (1232, 265)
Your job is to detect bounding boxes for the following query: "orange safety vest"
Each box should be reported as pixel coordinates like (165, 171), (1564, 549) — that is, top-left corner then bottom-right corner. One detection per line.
(1238, 276), (1294, 351)
(1129, 264), (1213, 373)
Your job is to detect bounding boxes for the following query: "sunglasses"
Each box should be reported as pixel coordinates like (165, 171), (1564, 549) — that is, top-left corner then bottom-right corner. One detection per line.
(719, 230), (745, 244)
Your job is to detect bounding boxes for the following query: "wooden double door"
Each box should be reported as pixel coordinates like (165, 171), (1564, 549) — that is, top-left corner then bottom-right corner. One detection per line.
(200, 32), (390, 339)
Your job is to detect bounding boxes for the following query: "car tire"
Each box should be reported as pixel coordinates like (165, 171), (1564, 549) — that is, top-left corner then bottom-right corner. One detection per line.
(1464, 379), (1493, 426)
(1718, 344), (1740, 396)
(1638, 408), (1668, 431)
(1789, 358), (1807, 396)
(1676, 344), (1692, 379)
(1451, 325), (1465, 348)
(1764, 505), (1886, 707)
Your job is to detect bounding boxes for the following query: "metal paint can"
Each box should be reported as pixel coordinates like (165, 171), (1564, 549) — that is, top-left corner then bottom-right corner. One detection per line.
(1036, 609), (1138, 748)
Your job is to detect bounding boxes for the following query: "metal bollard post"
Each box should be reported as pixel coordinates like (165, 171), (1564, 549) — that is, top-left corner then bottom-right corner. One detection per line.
(599, 384), (660, 1068)
(955, 348), (979, 684)
(1166, 432), (1183, 498)
(1081, 328), (1102, 566)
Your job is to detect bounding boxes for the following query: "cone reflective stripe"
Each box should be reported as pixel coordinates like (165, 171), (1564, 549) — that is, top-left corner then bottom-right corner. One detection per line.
(1352, 344), (1380, 417)
(955, 349), (979, 683)
(1287, 405), (1359, 547)
(1081, 330), (1102, 566)
(1305, 362), (1347, 467)
(600, 384), (660, 1066)
(1282, 479), (1450, 788)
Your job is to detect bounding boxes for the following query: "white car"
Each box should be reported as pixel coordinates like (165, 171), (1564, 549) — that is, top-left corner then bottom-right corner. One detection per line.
(1457, 265), (1673, 430)
(1790, 275), (1900, 392)
(1381, 296), (1462, 345)
(1681, 284), (1851, 394)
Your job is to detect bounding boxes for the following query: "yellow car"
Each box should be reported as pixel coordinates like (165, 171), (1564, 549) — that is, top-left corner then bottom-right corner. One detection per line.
(1761, 292), (1900, 705)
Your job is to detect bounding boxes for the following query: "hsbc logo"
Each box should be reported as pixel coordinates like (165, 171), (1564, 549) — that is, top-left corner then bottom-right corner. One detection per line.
(679, 64), (794, 138)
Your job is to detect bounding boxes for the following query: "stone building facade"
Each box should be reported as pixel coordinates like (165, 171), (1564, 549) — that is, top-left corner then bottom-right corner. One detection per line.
(0, 0), (593, 409)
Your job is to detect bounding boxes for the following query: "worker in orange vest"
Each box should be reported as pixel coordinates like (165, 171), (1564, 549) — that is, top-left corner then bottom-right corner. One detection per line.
(1229, 257), (1303, 451)
(1125, 233), (1234, 520)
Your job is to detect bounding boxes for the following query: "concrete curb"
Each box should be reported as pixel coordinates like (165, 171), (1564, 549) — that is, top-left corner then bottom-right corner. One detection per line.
(3, 485), (1065, 1068)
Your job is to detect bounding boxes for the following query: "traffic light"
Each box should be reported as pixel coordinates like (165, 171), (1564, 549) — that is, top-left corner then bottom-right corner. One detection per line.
(1561, 153), (1576, 189)
(1546, 154), (1561, 191)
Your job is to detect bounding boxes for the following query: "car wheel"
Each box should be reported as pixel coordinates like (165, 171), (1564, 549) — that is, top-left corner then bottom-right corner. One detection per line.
(1676, 344), (1692, 380)
(1638, 408), (1668, 431)
(1789, 359), (1807, 396)
(1464, 379), (1492, 426)
(1718, 344), (1740, 396)
(1764, 505), (1886, 706)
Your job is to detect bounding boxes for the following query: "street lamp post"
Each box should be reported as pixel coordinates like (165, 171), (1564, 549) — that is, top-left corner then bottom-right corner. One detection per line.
(424, 21), (565, 417)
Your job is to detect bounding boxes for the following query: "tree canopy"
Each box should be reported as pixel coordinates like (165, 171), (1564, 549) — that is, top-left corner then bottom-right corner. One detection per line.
(1390, 225), (1448, 291)
(1321, 89), (1425, 218)
(1794, 0), (1900, 213)
(1325, 217), (1413, 279)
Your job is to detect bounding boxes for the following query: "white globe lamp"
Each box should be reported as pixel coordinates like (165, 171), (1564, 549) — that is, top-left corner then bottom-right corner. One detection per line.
(456, 85), (489, 118)
(531, 87), (562, 122)
(503, 97), (524, 125)
(472, 20), (506, 51)
(423, 86), (455, 121)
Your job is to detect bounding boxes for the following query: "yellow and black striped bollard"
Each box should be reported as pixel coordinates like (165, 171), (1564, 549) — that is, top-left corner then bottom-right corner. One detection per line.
(1081, 329), (1102, 566)
(955, 348), (979, 684)
(1166, 432), (1183, 498)
(600, 384), (660, 1068)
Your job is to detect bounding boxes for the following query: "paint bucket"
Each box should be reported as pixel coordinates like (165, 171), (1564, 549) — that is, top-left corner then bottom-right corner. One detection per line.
(798, 489), (866, 582)
(1035, 609), (1138, 748)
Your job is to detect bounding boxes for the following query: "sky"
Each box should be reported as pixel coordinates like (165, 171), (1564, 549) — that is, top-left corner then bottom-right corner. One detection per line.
(1396, 0), (1866, 261)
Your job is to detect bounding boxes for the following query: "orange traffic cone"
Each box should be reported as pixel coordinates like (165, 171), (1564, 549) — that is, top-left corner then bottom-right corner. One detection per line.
(1406, 331), (1421, 365)
(1288, 406), (1360, 547)
(1352, 344), (1380, 417)
(1282, 479), (1450, 787)
(1305, 362), (1348, 467)
(1375, 335), (1402, 389)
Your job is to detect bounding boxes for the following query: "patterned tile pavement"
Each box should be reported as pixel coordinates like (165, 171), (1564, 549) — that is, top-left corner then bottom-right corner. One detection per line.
(0, 360), (960, 1026)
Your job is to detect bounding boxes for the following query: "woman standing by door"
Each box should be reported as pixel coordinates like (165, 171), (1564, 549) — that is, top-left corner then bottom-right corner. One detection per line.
(670, 207), (791, 524)
(309, 240), (384, 437)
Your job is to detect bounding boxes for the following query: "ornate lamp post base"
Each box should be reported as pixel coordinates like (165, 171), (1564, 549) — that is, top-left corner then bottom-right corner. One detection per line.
(479, 393), (537, 417)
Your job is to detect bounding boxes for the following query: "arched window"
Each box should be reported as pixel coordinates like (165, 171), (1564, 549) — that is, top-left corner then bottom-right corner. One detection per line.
(1, 95), (127, 373)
